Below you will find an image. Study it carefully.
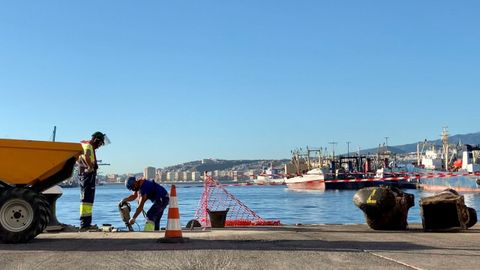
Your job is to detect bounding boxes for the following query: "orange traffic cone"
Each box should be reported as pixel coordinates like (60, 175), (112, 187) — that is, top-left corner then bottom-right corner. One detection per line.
(158, 185), (188, 243)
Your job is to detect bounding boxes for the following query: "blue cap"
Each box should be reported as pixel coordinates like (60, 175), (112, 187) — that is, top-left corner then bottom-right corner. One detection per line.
(125, 177), (136, 191)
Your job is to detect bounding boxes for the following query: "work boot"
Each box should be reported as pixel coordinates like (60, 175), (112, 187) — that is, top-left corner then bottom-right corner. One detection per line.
(79, 224), (99, 232)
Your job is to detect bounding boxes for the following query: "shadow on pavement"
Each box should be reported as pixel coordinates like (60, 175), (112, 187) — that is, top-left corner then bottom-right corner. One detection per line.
(1, 238), (432, 252)
(183, 225), (480, 234)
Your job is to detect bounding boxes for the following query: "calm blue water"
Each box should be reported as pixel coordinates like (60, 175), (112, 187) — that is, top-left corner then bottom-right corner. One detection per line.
(56, 184), (480, 230)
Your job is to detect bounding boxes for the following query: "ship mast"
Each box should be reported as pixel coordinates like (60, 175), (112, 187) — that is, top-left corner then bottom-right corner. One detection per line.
(306, 146), (311, 170)
(417, 142), (420, 166)
(52, 126), (57, 142)
(328, 141), (337, 159)
(441, 127), (449, 171)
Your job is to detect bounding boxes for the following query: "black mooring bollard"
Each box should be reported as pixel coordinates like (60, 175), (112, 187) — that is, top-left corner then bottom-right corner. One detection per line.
(42, 185), (64, 231)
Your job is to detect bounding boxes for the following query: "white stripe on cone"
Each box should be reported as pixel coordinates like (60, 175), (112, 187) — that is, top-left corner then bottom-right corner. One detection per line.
(166, 219), (181, 230)
(170, 197), (178, 208)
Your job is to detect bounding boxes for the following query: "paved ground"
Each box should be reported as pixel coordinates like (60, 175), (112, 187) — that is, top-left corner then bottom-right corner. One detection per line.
(1, 224), (479, 270)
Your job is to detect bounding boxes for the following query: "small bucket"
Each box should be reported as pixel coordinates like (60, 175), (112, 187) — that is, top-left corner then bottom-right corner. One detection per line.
(101, 224), (113, 232)
(207, 208), (229, 228)
(144, 220), (155, 231)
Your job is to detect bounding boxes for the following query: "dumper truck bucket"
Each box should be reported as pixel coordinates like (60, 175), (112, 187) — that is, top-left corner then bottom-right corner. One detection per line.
(0, 139), (83, 192)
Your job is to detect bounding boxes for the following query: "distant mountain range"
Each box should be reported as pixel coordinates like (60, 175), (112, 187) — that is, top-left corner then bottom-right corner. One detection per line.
(360, 131), (480, 154)
(162, 159), (290, 173)
(158, 132), (480, 172)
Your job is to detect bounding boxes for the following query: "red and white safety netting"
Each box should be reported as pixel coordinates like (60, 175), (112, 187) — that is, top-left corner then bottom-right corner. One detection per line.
(193, 173), (281, 227)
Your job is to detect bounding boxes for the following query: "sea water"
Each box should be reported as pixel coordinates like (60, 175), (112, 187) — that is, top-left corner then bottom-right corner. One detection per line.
(56, 184), (480, 230)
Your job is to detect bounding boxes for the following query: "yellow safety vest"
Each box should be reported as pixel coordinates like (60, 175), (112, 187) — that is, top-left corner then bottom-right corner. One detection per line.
(79, 141), (96, 168)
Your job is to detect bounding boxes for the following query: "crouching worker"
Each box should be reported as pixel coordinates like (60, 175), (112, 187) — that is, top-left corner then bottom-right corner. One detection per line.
(121, 177), (169, 231)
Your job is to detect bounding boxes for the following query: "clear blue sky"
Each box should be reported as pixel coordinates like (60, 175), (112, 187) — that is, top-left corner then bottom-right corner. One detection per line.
(1, 1), (479, 174)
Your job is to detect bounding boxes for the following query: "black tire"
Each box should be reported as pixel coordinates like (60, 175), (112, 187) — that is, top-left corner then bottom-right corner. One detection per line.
(37, 194), (51, 232)
(0, 188), (49, 243)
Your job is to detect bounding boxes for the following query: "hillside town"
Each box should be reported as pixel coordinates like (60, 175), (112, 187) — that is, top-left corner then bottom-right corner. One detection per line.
(90, 158), (289, 186)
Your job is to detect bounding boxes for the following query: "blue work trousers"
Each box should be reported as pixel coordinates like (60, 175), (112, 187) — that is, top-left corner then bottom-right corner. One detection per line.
(146, 197), (169, 231)
(79, 171), (96, 228)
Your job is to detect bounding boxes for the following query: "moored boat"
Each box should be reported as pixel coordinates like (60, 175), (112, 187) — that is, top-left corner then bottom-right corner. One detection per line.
(415, 128), (480, 192)
(284, 146), (416, 191)
(254, 165), (285, 185)
(285, 168), (415, 191)
(284, 168), (326, 190)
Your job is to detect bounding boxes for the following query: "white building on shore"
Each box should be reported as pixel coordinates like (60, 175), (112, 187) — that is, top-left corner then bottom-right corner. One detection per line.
(144, 167), (156, 179)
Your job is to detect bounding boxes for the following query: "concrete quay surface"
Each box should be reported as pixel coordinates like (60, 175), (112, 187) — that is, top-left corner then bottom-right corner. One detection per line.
(1, 224), (479, 270)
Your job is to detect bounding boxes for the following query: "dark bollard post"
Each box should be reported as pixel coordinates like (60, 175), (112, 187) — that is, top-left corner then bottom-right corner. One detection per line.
(42, 185), (64, 231)
(353, 186), (415, 230)
(420, 189), (477, 231)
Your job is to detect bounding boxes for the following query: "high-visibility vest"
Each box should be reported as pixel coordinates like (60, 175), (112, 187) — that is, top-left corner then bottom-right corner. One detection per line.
(79, 141), (96, 168)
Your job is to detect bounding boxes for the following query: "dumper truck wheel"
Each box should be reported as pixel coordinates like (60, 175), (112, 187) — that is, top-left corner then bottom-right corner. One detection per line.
(0, 188), (50, 243)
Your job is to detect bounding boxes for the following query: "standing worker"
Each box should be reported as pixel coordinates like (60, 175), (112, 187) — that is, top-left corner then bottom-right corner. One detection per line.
(121, 177), (169, 231)
(78, 131), (109, 231)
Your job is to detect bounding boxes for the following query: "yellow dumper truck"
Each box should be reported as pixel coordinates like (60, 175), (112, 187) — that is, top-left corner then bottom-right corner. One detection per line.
(0, 139), (83, 243)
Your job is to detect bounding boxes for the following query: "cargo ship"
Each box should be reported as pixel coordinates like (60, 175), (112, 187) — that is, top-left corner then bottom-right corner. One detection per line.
(415, 128), (480, 192)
